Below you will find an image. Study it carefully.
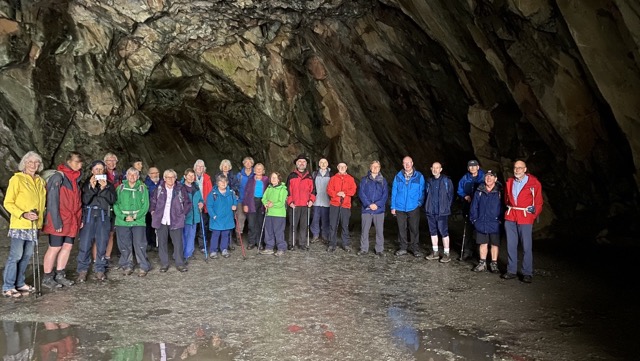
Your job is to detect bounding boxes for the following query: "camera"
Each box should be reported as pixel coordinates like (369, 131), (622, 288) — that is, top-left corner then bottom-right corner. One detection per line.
(30, 209), (38, 216)
(95, 174), (107, 181)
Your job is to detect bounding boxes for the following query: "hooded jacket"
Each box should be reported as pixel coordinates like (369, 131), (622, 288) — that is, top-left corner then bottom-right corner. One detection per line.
(81, 178), (116, 222)
(4, 172), (46, 230)
(504, 174), (543, 225)
(312, 168), (332, 207)
(457, 169), (486, 198)
(181, 180), (204, 225)
(424, 175), (454, 216)
(113, 179), (149, 227)
(359, 171), (388, 215)
(262, 183), (288, 218)
(42, 164), (82, 237)
(391, 169), (425, 212)
(150, 181), (192, 230)
(242, 175), (269, 213)
(206, 186), (238, 230)
(469, 183), (502, 234)
(286, 170), (316, 206)
(327, 172), (357, 209)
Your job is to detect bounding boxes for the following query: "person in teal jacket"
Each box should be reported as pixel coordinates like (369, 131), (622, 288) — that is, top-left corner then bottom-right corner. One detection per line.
(260, 172), (289, 256)
(181, 168), (204, 260)
(205, 175), (237, 258)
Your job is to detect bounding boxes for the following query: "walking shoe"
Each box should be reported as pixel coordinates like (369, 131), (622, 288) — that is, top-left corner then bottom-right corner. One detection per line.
(247, 244), (255, 250)
(274, 250), (285, 257)
(489, 262), (499, 273)
(210, 252), (219, 259)
(473, 261), (487, 272)
(327, 246), (336, 253)
(221, 249), (230, 258)
(311, 236), (320, 243)
(94, 272), (107, 281)
(288, 244), (294, 251)
(425, 251), (440, 260)
(522, 275), (533, 283)
(159, 267), (169, 273)
(395, 249), (408, 256)
(413, 251), (424, 258)
(123, 268), (133, 276)
(138, 270), (147, 277)
(77, 271), (88, 283)
(439, 253), (451, 263)
(177, 266), (188, 272)
(461, 251), (473, 261)
(375, 251), (385, 257)
(228, 244), (236, 251)
(343, 246), (352, 253)
(55, 272), (75, 286)
(299, 245), (309, 251)
(501, 272), (517, 280)
(357, 250), (368, 256)
(260, 249), (275, 255)
(42, 276), (62, 289)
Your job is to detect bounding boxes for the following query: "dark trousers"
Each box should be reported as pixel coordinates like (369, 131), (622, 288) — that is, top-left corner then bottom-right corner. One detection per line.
(264, 216), (286, 251)
(329, 205), (351, 248)
(196, 212), (211, 250)
(77, 210), (110, 273)
(145, 212), (156, 247)
(157, 225), (185, 268)
(289, 206), (310, 247)
(396, 208), (421, 252)
(505, 221), (533, 276)
(115, 226), (150, 271)
(247, 198), (265, 247)
(461, 201), (475, 255)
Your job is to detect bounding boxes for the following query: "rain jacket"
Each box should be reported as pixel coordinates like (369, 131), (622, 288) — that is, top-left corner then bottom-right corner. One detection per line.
(181, 181), (204, 225)
(457, 169), (486, 199)
(504, 174), (543, 225)
(113, 180), (149, 227)
(262, 183), (288, 218)
(144, 176), (160, 198)
(196, 172), (213, 212)
(424, 175), (454, 216)
(236, 168), (254, 204)
(42, 164), (82, 237)
(81, 178), (116, 222)
(391, 169), (425, 212)
(327, 173), (357, 209)
(206, 187), (238, 230)
(150, 182), (192, 230)
(469, 183), (502, 234)
(4, 172), (46, 230)
(286, 170), (316, 206)
(242, 175), (269, 213)
(358, 172), (388, 214)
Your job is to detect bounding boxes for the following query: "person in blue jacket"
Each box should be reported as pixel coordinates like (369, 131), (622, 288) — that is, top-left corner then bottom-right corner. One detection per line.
(206, 175), (238, 258)
(181, 168), (204, 261)
(424, 162), (454, 263)
(390, 156), (425, 257)
(357, 160), (389, 256)
(457, 159), (485, 260)
(469, 170), (502, 273)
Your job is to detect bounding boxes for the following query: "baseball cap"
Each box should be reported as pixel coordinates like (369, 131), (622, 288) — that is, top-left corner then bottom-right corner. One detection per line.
(467, 160), (479, 167)
(485, 170), (498, 177)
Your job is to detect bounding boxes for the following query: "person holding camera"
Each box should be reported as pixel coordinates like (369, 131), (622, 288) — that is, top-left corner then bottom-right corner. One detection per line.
(503, 160), (543, 283)
(3, 151), (46, 298)
(76, 160), (116, 282)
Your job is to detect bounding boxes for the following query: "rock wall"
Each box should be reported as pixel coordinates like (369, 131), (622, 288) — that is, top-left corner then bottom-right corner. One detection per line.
(1, 0), (638, 237)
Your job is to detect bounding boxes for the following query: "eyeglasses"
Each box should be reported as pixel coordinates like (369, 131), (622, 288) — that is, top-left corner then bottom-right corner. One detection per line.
(514, 167), (526, 170)
(26, 160), (41, 165)
(164, 176), (176, 179)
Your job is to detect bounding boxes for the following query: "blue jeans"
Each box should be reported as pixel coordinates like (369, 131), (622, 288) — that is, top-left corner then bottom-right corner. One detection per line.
(3, 238), (35, 291)
(182, 224), (197, 258)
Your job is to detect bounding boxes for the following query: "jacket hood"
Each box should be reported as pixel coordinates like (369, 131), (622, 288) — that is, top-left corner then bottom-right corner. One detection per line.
(367, 171), (385, 183)
(58, 163), (81, 183)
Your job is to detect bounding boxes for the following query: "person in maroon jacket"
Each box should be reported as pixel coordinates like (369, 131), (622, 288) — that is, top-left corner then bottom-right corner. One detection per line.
(286, 154), (315, 251)
(42, 151), (84, 289)
(502, 160), (543, 283)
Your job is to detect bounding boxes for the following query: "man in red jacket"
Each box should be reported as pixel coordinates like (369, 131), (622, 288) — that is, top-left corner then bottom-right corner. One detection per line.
(326, 162), (357, 252)
(503, 160), (543, 283)
(286, 154), (315, 251)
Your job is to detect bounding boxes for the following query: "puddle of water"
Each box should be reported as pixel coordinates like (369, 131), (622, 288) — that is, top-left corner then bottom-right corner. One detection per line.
(0, 320), (236, 361)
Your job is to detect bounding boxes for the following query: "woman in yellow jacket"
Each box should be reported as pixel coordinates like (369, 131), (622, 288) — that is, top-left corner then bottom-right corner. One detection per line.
(2, 151), (46, 298)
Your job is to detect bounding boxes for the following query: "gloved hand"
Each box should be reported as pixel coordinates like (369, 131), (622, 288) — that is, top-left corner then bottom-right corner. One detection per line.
(527, 206), (536, 214)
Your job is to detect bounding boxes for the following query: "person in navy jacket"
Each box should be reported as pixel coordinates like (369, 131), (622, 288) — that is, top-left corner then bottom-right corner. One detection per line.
(469, 170), (502, 273)
(357, 160), (388, 256)
(424, 162), (454, 263)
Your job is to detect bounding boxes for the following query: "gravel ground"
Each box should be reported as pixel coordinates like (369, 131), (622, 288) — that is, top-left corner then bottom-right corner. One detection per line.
(1, 217), (638, 361)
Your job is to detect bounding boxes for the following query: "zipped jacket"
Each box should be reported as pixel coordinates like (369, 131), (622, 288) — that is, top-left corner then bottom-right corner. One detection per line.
(359, 172), (388, 215)
(113, 180), (149, 227)
(391, 169), (425, 212)
(312, 168), (332, 207)
(242, 175), (269, 213)
(181, 181), (204, 225)
(424, 175), (454, 216)
(236, 168), (254, 203)
(4, 172), (46, 230)
(504, 174), (543, 225)
(327, 173), (357, 209)
(150, 182), (192, 230)
(81, 178), (116, 222)
(206, 187), (238, 230)
(42, 164), (82, 237)
(286, 170), (316, 206)
(457, 169), (485, 198)
(262, 183), (288, 218)
(469, 183), (502, 234)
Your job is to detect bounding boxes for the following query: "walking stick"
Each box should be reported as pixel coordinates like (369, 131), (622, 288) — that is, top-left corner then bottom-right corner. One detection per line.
(234, 211), (246, 259)
(199, 209), (208, 262)
(459, 217), (468, 261)
(258, 207), (268, 254)
(31, 217), (41, 298)
(292, 206), (296, 249)
(306, 206), (311, 249)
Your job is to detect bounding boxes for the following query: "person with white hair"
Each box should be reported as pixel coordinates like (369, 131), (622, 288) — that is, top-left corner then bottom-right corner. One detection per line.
(193, 159), (212, 253)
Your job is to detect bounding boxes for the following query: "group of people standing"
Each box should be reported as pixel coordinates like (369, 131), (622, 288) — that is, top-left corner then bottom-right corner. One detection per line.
(2, 150), (543, 298)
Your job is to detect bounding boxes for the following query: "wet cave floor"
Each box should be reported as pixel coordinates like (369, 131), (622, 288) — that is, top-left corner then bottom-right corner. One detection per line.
(1, 216), (638, 361)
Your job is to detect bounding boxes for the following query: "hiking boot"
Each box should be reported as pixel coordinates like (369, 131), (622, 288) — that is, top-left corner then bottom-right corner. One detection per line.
(327, 246), (336, 253)
(413, 251), (424, 258)
(247, 244), (255, 250)
(501, 272), (517, 280)
(439, 253), (451, 263)
(77, 271), (88, 283)
(228, 244), (235, 251)
(94, 272), (107, 281)
(522, 275), (533, 283)
(177, 266), (188, 272)
(55, 272), (75, 286)
(299, 245), (309, 251)
(288, 244), (294, 251)
(343, 246), (352, 253)
(138, 270), (147, 277)
(311, 236), (320, 243)
(489, 262), (499, 273)
(123, 268), (133, 276)
(425, 251), (440, 260)
(461, 251), (473, 261)
(395, 249), (408, 256)
(42, 276), (62, 289)
(357, 250), (368, 256)
(159, 266), (169, 273)
(473, 261), (487, 272)
(375, 251), (386, 257)
(221, 249), (230, 258)
(274, 250), (285, 257)
(260, 249), (275, 255)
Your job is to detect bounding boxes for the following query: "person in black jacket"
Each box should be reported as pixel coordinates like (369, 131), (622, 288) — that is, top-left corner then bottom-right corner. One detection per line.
(76, 160), (116, 282)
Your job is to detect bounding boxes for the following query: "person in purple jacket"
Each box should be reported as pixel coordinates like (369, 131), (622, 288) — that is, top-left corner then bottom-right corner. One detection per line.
(150, 169), (192, 273)
(242, 163), (269, 250)
(357, 161), (389, 256)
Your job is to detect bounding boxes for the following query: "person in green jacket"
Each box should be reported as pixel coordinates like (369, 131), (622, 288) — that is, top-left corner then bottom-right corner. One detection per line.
(113, 168), (151, 277)
(260, 172), (289, 256)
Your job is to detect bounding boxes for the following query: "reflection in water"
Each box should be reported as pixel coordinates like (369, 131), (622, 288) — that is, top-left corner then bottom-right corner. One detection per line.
(1, 321), (235, 361)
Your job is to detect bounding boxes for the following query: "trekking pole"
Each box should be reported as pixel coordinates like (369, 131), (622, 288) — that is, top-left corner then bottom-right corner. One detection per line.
(459, 217), (468, 261)
(234, 211), (246, 259)
(258, 207), (268, 254)
(199, 209), (208, 262)
(31, 216), (42, 298)
(292, 206), (296, 249)
(306, 205), (311, 249)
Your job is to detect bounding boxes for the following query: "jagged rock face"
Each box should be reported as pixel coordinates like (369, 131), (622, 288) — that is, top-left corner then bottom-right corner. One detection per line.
(0, 0), (638, 236)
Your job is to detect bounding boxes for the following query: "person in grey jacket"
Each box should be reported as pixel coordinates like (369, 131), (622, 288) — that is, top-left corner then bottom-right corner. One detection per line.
(311, 158), (331, 243)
